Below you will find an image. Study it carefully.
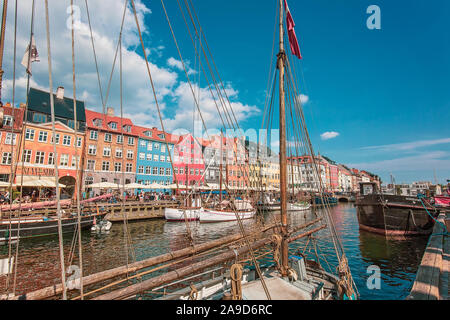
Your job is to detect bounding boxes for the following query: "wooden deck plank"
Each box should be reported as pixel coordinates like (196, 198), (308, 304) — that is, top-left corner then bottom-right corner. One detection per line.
(408, 212), (446, 300)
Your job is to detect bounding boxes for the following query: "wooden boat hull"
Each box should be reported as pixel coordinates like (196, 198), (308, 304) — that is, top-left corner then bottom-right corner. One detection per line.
(0, 213), (105, 242)
(164, 207), (202, 222)
(199, 209), (256, 223)
(355, 194), (438, 236)
(256, 203), (281, 211)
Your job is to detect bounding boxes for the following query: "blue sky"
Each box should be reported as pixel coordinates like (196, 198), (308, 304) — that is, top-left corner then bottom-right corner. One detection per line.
(1, 0), (449, 184)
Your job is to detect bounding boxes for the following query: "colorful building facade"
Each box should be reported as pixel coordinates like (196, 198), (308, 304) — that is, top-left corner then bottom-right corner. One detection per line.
(134, 126), (174, 192)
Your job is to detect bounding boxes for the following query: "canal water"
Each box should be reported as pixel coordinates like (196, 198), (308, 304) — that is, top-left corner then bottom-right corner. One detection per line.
(0, 203), (428, 300)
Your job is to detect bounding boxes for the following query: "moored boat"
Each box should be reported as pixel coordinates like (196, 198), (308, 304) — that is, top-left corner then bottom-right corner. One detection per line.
(200, 200), (256, 223)
(356, 182), (439, 236)
(0, 212), (106, 243)
(288, 202), (311, 211)
(164, 207), (202, 222)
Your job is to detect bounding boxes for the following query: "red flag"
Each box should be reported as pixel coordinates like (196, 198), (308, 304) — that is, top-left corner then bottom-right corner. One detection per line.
(284, 0), (302, 59)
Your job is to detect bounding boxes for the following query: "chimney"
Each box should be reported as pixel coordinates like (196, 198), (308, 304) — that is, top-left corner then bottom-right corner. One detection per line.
(107, 107), (115, 116)
(56, 86), (64, 99)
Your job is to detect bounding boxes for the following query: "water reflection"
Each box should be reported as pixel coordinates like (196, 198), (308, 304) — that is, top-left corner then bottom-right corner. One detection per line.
(0, 203), (428, 300)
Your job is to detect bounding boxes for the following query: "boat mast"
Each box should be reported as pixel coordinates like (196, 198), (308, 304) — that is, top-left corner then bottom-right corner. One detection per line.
(0, 0), (8, 104)
(278, 0), (289, 275)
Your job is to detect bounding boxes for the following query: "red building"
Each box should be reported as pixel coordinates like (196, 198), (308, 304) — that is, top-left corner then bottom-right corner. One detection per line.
(172, 133), (205, 187)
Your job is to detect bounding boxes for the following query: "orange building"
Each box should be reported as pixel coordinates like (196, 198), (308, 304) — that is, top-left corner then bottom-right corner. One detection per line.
(0, 103), (25, 183)
(15, 121), (85, 196)
(83, 108), (138, 195)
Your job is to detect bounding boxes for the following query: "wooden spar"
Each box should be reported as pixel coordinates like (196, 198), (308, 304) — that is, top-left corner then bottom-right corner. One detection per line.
(93, 237), (275, 300)
(278, 0), (289, 275)
(288, 225), (327, 243)
(12, 224), (277, 300)
(0, 0), (7, 102)
(92, 219), (325, 300)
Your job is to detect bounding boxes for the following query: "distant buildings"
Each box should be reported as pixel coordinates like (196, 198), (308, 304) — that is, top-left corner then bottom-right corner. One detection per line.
(0, 87), (385, 197)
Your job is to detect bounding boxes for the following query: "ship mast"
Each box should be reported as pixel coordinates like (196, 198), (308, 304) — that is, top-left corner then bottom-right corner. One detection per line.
(278, 0), (289, 275)
(0, 0), (8, 104)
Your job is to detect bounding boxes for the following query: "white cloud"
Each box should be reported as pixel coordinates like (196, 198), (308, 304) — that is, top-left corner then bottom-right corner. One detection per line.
(299, 94), (309, 104)
(361, 138), (450, 152)
(321, 131), (339, 140)
(0, 0), (257, 133)
(348, 151), (450, 173)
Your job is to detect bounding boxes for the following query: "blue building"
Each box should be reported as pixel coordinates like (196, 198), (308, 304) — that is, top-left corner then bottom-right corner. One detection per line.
(134, 126), (174, 193)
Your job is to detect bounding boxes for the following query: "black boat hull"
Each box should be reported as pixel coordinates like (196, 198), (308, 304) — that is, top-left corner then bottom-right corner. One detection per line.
(0, 213), (106, 242)
(355, 194), (438, 236)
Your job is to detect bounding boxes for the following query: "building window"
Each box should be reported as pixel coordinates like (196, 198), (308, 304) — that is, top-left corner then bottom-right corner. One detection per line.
(25, 128), (35, 141)
(33, 113), (47, 123)
(2, 152), (11, 165)
(174, 167), (178, 174)
(51, 133), (60, 144)
(109, 122), (117, 130)
(35, 151), (45, 164)
(160, 156), (165, 162)
(85, 176), (93, 186)
(77, 137), (82, 147)
(165, 168), (171, 176)
(90, 130), (98, 140)
(102, 161), (110, 171)
(146, 153), (152, 161)
(5, 133), (17, 145)
(152, 167), (158, 175)
(146, 166), (151, 174)
(104, 133), (112, 142)
(115, 148), (123, 158)
(38, 131), (48, 142)
(71, 156), (80, 168)
(93, 119), (102, 127)
(88, 145), (97, 155)
(159, 168), (164, 176)
(144, 131), (152, 137)
(62, 135), (71, 146)
(195, 169), (199, 176)
(87, 160), (95, 170)
(127, 150), (133, 160)
(126, 163), (133, 172)
(101, 178), (108, 183)
(67, 120), (75, 129)
(60, 154), (69, 166)
(138, 166), (144, 174)
(117, 135), (123, 144)
(123, 125), (131, 133)
(161, 145), (166, 153)
(140, 140), (146, 147)
(3, 115), (13, 127)
(48, 153), (55, 165)
(103, 147), (111, 157)
(154, 143), (160, 150)
(147, 143), (152, 151)
(153, 155), (159, 162)
(139, 153), (145, 160)
(128, 137), (135, 146)
(23, 150), (32, 163)
(114, 162), (122, 172)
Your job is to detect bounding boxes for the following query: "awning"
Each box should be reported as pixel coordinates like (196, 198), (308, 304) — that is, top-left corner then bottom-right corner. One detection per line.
(13, 176), (66, 188)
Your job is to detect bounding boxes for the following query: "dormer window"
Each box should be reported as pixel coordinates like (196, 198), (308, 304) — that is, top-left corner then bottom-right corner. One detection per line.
(3, 115), (13, 127)
(109, 122), (117, 130)
(123, 125), (131, 133)
(144, 131), (152, 137)
(158, 133), (165, 139)
(93, 118), (102, 127)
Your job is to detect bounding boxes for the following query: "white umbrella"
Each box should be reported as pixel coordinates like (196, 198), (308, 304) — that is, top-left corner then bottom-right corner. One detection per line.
(88, 182), (121, 189)
(123, 183), (147, 189)
(148, 182), (166, 189)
